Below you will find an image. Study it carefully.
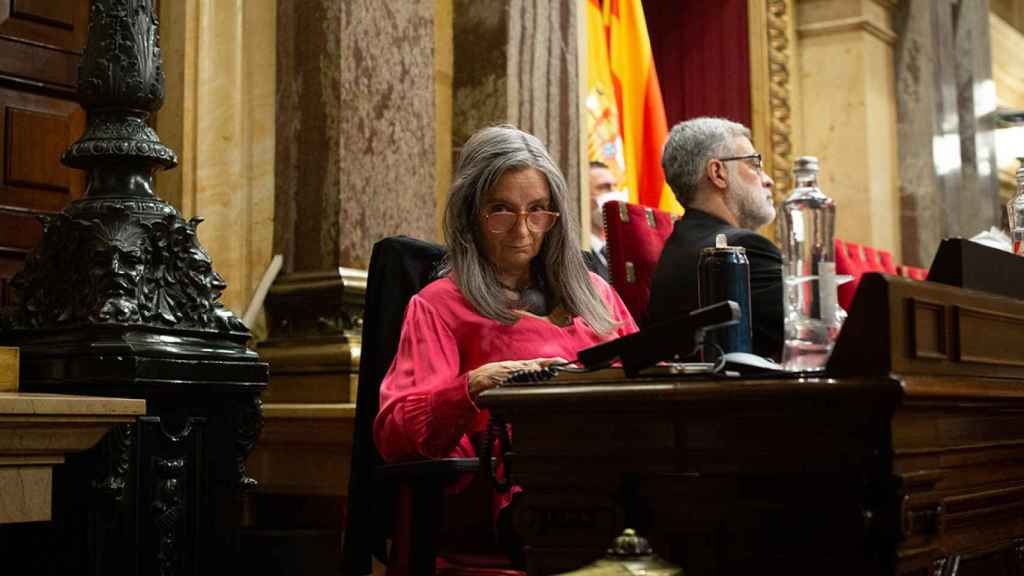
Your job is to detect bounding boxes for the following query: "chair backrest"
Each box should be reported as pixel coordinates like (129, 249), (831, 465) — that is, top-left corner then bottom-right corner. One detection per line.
(898, 265), (928, 281)
(861, 245), (883, 273)
(601, 200), (677, 323)
(835, 239), (905, 310)
(878, 250), (896, 275)
(835, 239), (864, 311)
(343, 236), (447, 575)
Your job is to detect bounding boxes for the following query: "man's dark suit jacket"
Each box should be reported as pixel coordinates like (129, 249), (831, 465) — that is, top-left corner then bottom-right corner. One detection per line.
(647, 208), (783, 360)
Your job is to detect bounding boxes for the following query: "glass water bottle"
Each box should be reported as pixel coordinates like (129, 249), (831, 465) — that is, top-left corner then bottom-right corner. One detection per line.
(778, 156), (846, 371)
(1009, 165), (1024, 255)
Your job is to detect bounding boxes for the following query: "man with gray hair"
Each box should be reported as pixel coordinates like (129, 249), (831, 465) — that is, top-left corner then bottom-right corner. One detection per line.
(647, 117), (783, 360)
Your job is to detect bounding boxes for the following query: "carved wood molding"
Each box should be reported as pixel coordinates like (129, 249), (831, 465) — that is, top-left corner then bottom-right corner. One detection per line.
(749, 0), (796, 241)
(766, 0), (794, 196)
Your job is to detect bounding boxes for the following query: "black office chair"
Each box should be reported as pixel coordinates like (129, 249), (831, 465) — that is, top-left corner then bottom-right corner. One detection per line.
(341, 236), (524, 576)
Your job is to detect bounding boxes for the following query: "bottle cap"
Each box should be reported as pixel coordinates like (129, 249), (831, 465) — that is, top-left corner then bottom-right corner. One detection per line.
(715, 233), (727, 248)
(794, 156), (819, 173)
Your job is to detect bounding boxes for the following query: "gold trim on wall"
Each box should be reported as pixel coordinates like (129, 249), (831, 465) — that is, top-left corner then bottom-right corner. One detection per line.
(435, 0), (454, 242)
(749, 0), (796, 240)
(578, 0), (591, 248)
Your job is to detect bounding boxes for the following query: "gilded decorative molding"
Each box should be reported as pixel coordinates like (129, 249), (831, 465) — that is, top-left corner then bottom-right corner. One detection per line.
(749, 0), (795, 230)
(767, 0), (795, 198)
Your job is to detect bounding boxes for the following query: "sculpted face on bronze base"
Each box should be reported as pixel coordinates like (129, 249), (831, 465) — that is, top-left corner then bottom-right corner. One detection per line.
(87, 209), (148, 323)
(5, 205), (245, 334)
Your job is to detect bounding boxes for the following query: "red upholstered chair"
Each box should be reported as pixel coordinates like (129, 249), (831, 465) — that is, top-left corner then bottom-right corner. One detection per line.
(836, 240), (905, 310)
(844, 241), (866, 272)
(861, 245), (884, 273)
(834, 239), (864, 311)
(877, 250), (897, 275)
(601, 200), (679, 322)
(898, 265), (929, 281)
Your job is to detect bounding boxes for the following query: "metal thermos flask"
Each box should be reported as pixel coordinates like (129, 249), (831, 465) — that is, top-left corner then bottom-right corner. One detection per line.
(698, 234), (753, 360)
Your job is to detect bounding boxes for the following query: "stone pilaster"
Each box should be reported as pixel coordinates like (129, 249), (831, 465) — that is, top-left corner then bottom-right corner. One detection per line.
(157, 0), (276, 316)
(796, 0), (901, 259)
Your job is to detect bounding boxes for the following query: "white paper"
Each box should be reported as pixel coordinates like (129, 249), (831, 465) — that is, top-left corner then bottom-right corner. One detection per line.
(818, 261), (838, 322)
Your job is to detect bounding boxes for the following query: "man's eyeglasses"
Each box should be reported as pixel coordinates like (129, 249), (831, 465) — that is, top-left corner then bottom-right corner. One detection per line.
(484, 210), (560, 234)
(717, 153), (763, 173)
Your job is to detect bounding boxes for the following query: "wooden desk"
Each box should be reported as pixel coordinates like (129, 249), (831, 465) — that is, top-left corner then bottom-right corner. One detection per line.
(478, 275), (1024, 575)
(0, 392), (145, 524)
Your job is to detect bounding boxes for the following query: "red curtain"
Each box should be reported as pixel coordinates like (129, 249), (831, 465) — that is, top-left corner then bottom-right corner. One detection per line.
(643, 0), (752, 129)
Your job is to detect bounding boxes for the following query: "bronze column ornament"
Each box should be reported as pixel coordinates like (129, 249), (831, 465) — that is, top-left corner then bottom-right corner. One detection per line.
(0, 1), (267, 575)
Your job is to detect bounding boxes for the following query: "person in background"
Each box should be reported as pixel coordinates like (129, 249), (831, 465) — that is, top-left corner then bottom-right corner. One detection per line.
(374, 124), (638, 566)
(647, 117), (783, 359)
(584, 160), (627, 280)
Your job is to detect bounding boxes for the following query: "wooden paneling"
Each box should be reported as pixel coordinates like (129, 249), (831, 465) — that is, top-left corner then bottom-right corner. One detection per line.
(11, 0), (75, 29)
(831, 274), (1024, 380)
(0, 0), (88, 53)
(0, 88), (84, 212)
(0, 36), (78, 95)
(0, 211), (42, 250)
(0, 0), (86, 295)
(954, 306), (1024, 367)
(909, 298), (948, 360)
(5, 106), (72, 191)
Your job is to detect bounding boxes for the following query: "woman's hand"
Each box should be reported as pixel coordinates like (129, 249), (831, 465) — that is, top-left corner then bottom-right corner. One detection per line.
(467, 357), (566, 398)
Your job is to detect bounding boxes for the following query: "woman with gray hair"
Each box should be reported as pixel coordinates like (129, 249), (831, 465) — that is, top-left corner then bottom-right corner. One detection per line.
(374, 124), (636, 500)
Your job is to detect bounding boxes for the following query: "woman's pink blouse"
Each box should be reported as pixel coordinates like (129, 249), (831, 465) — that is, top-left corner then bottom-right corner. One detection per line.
(374, 273), (638, 464)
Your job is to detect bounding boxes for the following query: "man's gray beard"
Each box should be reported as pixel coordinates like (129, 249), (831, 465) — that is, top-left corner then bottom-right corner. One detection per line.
(739, 202), (775, 230)
(727, 190), (775, 231)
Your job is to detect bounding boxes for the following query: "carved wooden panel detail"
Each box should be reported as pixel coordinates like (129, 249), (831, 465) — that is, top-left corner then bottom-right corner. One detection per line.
(908, 299), (948, 360)
(0, 89), (84, 212)
(10, 0), (75, 29)
(0, 0), (88, 52)
(0, 0), (86, 294)
(953, 306), (1024, 367)
(4, 106), (72, 191)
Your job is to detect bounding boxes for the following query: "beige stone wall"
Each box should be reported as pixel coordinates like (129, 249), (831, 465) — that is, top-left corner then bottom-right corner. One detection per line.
(156, 0), (276, 322)
(794, 0), (901, 260)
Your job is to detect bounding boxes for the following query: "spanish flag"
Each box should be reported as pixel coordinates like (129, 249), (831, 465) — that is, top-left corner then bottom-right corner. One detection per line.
(586, 0), (681, 214)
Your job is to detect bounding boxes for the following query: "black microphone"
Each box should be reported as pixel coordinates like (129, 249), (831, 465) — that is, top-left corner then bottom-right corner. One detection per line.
(577, 300), (740, 377)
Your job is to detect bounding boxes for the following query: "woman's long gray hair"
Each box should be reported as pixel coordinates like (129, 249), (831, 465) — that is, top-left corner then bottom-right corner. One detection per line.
(440, 125), (618, 335)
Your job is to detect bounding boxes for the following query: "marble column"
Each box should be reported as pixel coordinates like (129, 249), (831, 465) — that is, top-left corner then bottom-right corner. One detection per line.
(453, 0), (583, 227)
(276, 0), (444, 270)
(953, 0), (1000, 236)
(893, 0), (1000, 266)
(796, 0), (901, 260)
